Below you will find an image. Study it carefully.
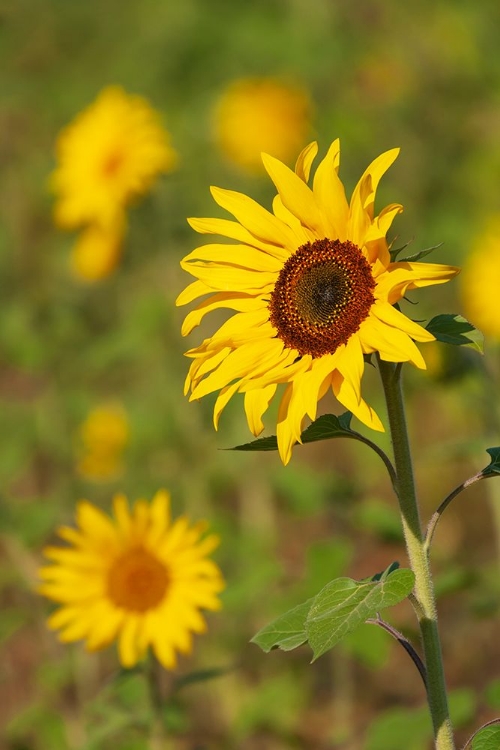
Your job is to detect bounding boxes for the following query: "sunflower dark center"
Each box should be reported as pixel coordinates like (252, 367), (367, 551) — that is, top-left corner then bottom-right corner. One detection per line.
(268, 238), (375, 358)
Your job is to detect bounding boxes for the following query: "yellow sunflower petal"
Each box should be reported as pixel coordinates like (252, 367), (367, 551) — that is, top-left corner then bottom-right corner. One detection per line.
(371, 302), (436, 343)
(359, 317), (427, 368)
(176, 279), (212, 307)
(262, 152), (326, 235)
(118, 615), (142, 667)
(210, 186), (297, 250)
(188, 217), (289, 260)
(214, 381), (241, 429)
(331, 370), (384, 432)
(376, 261), (460, 304)
(181, 294), (263, 337)
(244, 383), (278, 435)
(294, 141), (319, 183)
(181, 243), (283, 272)
(312, 139), (349, 239)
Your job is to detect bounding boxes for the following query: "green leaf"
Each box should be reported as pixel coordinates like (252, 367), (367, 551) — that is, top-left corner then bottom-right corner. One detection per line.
(482, 447), (500, 477)
(305, 568), (415, 660)
(231, 412), (355, 452)
(251, 598), (314, 652)
(230, 434), (280, 452)
(471, 724), (500, 750)
(398, 242), (443, 263)
(426, 314), (484, 353)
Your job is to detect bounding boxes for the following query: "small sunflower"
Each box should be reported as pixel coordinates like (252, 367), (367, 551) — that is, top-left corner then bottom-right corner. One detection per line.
(51, 86), (177, 228)
(76, 402), (129, 481)
(213, 77), (312, 172)
(461, 216), (500, 340)
(178, 140), (459, 464)
(39, 491), (224, 669)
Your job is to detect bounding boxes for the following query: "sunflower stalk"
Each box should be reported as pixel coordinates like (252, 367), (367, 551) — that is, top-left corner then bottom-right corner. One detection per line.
(146, 657), (171, 750)
(377, 356), (455, 750)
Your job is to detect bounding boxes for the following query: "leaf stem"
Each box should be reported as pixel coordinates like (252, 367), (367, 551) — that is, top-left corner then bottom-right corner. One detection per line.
(424, 473), (485, 553)
(377, 356), (455, 750)
(346, 432), (398, 493)
(366, 616), (427, 688)
(146, 658), (171, 750)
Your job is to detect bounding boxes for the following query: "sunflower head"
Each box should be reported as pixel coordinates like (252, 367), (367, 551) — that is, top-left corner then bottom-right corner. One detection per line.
(39, 491), (225, 669)
(51, 86), (178, 228)
(177, 139), (459, 465)
(213, 77), (312, 173)
(76, 402), (129, 482)
(461, 216), (500, 341)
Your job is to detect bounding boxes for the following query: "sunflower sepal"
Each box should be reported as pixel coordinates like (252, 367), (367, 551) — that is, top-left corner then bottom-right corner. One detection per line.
(425, 314), (484, 353)
(251, 564), (415, 661)
(391, 241), (444, 263)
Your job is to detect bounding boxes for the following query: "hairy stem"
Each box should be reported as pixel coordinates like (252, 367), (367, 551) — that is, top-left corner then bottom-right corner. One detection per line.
(378, 357), (455, 750)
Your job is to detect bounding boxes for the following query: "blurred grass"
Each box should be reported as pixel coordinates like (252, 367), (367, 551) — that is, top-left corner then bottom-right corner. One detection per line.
(2, 0), (500, 748)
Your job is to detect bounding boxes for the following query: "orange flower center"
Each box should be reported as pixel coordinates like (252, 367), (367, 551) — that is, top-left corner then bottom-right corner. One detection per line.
(107, 547), (169, 612)
(102, 150), (124, 178)
(268, 238), (375, 358)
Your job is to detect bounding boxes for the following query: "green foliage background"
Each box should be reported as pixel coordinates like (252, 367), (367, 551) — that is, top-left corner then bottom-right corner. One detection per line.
(2, 0), (500, 748)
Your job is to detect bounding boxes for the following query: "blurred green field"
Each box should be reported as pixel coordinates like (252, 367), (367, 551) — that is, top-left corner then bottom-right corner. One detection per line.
(2, 1), (500, 748)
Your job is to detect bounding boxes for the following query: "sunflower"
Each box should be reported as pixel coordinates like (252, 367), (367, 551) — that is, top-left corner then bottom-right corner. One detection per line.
(39, 491), (224, 669)
(461, 216), (500, 340)
(213, 77), (312, 173)
(177, 140), (459, 464)
(51, 86), (177, 228)
(76, 402), (129, 481)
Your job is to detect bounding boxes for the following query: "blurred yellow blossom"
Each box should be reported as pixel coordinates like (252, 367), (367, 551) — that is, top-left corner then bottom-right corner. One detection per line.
(461, 217), (500, 341)
(77, 403), (129, 481)
(213, 77), (312, 172)
(70, 216), (125, 282)
(39, 490), (225, 668)
(51, 86), (177, 228)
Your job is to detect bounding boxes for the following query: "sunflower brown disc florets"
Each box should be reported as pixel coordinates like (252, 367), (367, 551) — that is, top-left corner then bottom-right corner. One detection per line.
(269, 238), (375, 358)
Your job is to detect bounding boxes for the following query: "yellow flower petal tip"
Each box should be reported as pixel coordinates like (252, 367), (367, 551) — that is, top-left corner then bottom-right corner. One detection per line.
(38, 491), (224, 669)
(70, 218), (125, 282)
(179, 140), (459, 463)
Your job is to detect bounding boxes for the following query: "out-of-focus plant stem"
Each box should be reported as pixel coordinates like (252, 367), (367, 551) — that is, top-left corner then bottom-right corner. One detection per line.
(378, 357), (455, 750)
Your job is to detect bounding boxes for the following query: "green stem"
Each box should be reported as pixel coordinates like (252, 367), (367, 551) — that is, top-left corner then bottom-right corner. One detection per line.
(146, 658), (171, 750)
(378, 357), (455, 750)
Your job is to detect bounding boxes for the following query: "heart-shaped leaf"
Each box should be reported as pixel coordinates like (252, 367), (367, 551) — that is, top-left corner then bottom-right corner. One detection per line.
(306, 568), (415, 660)
(426, 314), (484, 353)
(471, 723), (500, 750)
(251, 598), (314, 652)
(230, 412), (356, 452)
(482, 448), (500, 478)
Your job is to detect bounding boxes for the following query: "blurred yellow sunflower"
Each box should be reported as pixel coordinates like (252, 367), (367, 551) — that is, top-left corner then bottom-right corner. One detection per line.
(461, 217), (500, 340)
(51, 86), (177, 228)
(70, 216), (125, 282)
(178, 140), (459, 464)
(76, 402), (129, 481)
(213, 77), (312, 172)
(39, 490), (224, 669)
